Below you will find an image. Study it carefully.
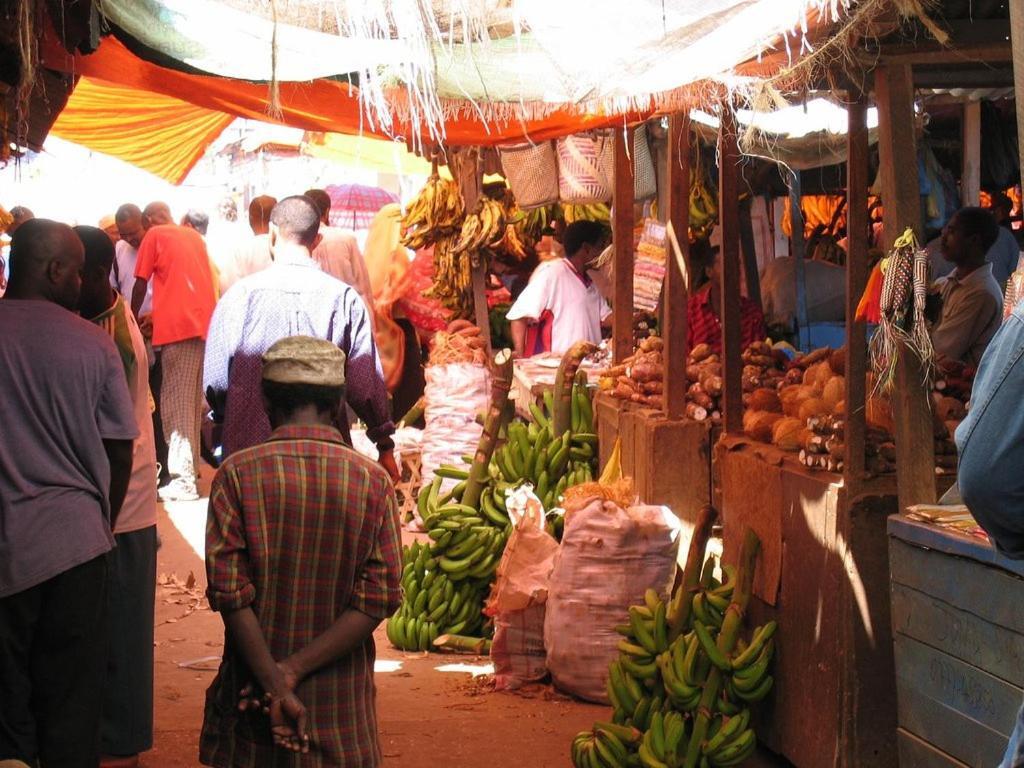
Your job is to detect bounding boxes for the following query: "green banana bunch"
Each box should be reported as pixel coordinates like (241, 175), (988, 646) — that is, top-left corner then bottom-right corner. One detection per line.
(386, 540), (480, 651)
(637, 710), (688, 768)
(723, 621), (776, 705)
(578, 549), (779, 766)
(489, 382), (597, 511)
(702, 709), (756, 767)
(571, 722), (643, 768)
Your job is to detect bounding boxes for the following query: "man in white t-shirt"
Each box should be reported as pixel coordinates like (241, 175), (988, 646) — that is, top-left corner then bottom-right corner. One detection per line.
(113, 204), (153, 315)
(508, 219), (611, 356)
(305, 188), (374, 310)
(217, 195), (276, 293)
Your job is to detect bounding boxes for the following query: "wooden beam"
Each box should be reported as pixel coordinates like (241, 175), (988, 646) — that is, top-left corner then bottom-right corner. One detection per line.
(961, 101), (981, 207)
(860, 41), (1012, 66)
(613, 127), (636, 364)
(664, 112), (691, 419)
(875, 64), (936, 510)
(1011, 0), (1024, 192)
(914, 67), (1015, 89)
(844, 93), (869, 487)
(718, 101), (743, 434)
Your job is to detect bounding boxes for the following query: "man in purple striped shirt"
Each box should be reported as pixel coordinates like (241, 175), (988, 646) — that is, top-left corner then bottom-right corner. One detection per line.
(203, 196), (398, 481)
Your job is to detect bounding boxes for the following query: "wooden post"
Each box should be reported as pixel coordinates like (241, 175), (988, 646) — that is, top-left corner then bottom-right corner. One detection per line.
(719, 100), (743, 434)
(739, 197), (763, 312)
(613, 127), (636, 363)
(1011, 0), (1024, 189)
(789, 171), (810, 351)
(875, 64), (936, 510)
(664, 112), (691, 419)
(452, 148), (492, 353)
(844, 93), (870, 487)
(961, 101), (982, 207)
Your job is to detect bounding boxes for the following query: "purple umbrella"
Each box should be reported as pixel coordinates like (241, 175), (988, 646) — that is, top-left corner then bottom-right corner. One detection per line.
(325, 183), (399, 230)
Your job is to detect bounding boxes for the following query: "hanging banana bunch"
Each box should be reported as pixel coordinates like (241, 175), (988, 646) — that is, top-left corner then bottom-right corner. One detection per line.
(425, 197), (507, 318)
(689, 139), (718, 241)
(401, 172), (465, 250)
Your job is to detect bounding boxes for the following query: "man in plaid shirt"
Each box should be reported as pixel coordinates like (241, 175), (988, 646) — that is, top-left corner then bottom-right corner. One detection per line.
(201, 335), (403, 767)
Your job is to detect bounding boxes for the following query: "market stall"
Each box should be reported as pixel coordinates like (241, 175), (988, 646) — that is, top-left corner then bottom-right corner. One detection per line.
(711, 4), (1018, 763)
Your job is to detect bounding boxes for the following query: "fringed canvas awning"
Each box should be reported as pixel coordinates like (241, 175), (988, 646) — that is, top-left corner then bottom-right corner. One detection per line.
(65, 0), (891, 144)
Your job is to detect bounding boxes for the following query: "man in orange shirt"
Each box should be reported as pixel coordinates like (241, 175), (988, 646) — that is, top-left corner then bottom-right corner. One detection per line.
(131, 204), (218, 501)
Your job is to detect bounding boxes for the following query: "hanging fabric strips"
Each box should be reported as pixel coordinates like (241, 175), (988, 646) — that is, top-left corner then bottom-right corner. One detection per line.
(868, 227), (934, 394)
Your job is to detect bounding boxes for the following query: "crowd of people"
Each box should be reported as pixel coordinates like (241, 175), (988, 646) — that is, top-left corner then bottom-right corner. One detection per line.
(0, 193), (402, 768)
(1, 178), (1022, 767)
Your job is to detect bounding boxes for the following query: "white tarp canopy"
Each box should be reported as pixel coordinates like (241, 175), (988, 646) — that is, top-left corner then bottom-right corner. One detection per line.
(97, 0), (871, 138)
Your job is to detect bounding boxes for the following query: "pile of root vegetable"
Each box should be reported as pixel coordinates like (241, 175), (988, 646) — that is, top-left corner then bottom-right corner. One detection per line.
(571, 513), (775, 768)
(428, 319), (489, 366)
(598, 340), (788, 424)
(742, 347), (970, 476)
(387, 343), (600, 652)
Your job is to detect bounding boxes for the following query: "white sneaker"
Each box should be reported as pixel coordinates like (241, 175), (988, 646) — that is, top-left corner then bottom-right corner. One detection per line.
(158, 480), (200, 503)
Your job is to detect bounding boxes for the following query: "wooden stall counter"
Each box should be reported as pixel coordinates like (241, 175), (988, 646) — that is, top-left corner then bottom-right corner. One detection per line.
(594, 391), (713, 534)
(715, 435), (902, 768)
(715, 436), (959, 767)
(889, 515), (1023, 767)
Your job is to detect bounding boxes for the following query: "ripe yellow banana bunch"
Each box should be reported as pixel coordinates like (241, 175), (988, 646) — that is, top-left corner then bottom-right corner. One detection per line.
(495, 224), (529, 262)
(401, 175), (465, 249)
(452, 198), (507, 256)
(689, 169), (718, 240)
(564, 203), (611, 224)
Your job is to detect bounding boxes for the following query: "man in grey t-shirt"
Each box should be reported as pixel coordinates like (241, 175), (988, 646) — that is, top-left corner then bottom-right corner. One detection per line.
(0, 219), (137, 767)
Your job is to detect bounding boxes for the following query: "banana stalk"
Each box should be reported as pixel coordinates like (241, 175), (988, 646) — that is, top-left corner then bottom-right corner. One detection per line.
(398, 396), (426, 428)
(682, 528), (761, 768)
(462, 349), (515, 510)
(552, 341), (598, 437)
(432, 634), (492, 655)
(668, 504), (717, 641)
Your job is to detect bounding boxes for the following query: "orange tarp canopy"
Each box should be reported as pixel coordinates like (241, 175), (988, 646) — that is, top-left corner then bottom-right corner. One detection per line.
(51, 77), (235, 184)
(43, 35), (650, 182)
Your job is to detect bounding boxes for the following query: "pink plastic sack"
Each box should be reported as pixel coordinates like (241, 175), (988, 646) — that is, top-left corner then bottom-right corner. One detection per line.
(486, 499), (559, 690)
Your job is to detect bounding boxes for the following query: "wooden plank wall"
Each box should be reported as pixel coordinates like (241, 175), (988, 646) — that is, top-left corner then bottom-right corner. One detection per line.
(890, 537), (1024, 766)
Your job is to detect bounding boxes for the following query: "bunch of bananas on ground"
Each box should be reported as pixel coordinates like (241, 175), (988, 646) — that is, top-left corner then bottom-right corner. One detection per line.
(490, 381), (597, 512)
(386, 540), (488, 651)
(389, 464), (511, 651)
(723, 622), (776, 707)
(573, 550), (778, 768)
(401, 174), (465, 250)
(572, 722), (643, 768)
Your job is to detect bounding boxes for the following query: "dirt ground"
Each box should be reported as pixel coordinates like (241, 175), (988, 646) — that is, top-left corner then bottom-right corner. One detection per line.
(147, 480), (605, 768)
